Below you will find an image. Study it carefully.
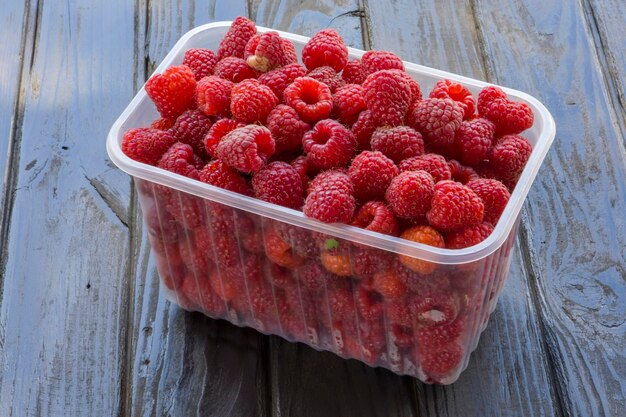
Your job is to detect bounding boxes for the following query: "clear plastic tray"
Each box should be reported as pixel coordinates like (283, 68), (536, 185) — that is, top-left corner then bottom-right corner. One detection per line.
(107, 22), (555, 384)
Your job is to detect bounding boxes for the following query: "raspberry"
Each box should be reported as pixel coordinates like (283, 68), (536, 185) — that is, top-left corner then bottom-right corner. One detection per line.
(266, 105), (310, 153)
(145, 65), (196, 120)
(307, 66), (345, 93)
(150, 117), (174, 131)
(355, 287), (384, 321)
(454, 118), (495, 166)
(385, 171), (435, 219)
(283, 77), (333, 123)
(351, 110), (377, 150)
(370, 126), (424, 164)
(447, 160), (479, 184)
(263, 226), (305, 268)
(295, 261), (331, 292)
(302, 29), (348, 72)
(230, 79), (279, 123)
(164, 191), (205, 230)
(399, 153), (452, 183)
(281, 39), (298, 64)
(350, 201), (398, 236)
(333, 84), (366, 126)
(326, 285), (355, 320)
(302, 119), (356, 170)
(348, 151), (398, 202)
(411, 292), (459, 327)
(290, 155), (310, 190)
(426, 180), (484, 231)
(252, 161), (304, 209)
(169, 109), (212, 158)
(182, 48), (218, 80)
(372, 270), (407, 300)
(199, 160), (251, 195)
(408, 98), (463, 147)
(214, 57), (258, 83)
(361, 50), (404, 75)
(477, 86), (534, 135)
(308, 169), (352, 195)
(244, 31), (288, 72)
(303, 183), (355, 224)
(391, 324), (415, 349)
(341, 59), (367, 84)
(216, 125), (275, 173)
(416, 319), (464, 350)
(362, 69), (412, 126)
(395, 71), (422, 103)
(350, 247), (393, 280)
(179, 237), (212, 276)
(195, 75), (234, 117)
(157, 143), (201, 179)
(236, 213), (264, 253)
(429, 79), (475, 120)
(217, 16), (257, 60)
(258, 63), (307, 100)
(488, 134), (532, 180)
(320, 249), (353, 276)
(467, 178), (510, 225)
(265, 263), (295, 290)
(203, 118), (243, 158)
(419, 343), (463, 381)
(387, 300), (413, 327)
(446, 222), (494, 249)
(398, 226), (445, 274)
(122, 128), (176, 165)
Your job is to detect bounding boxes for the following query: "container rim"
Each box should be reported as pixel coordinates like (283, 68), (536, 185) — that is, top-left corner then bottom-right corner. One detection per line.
(106, 21), (556, 265)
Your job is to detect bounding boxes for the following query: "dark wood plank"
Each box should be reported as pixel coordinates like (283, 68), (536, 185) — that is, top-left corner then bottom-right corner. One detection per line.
(128, 2), (271, 416)
(366, 1), (560, 415)
(0, 0), (137, 415)
(472, 0), (626, 415)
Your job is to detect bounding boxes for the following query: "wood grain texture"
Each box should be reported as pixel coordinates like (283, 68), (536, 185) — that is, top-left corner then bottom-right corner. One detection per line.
(473, 0), (626, 415)
(0, 0), (137, 415)
(128, 2), (270, 416)
(366, 1), (561, 416)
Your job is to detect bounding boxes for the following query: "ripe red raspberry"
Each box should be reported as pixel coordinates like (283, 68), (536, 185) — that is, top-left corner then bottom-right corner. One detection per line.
(362, 69), (412, 126)
(195, 75), (233, 117)
(395, 71), (422, 103)
(283, 77), (333, 123)
(467, 178), (510, 225)
(145, 65), (196, 120)
(230, 79), (279, 123)
(341, 58), (367, 84)
(408, 98), (463, 147)
(302, 119), (356, 170)
(488, 134), (532, 180)
(290, 155), (310, 190)
(263, 226), (305, 268)
(355, 287), (384, 321)
(150, 117), (174, 131)
(178, 237), (212, 276)
(182, 48), (218, 80)
(308, 169), (352, 195)
(157, 142), (202, 179)
(244, 31), (289, 72)
(350, 247), (393, 280)
(372, 269), (407, 300)
(122, 128), (176, 165)
(295, 261), (330, 292)
(303, 176), (355, 224)
(411, 292), (460, 327)
(416, 319), (464, 350)
(281, 39), (298, 64)
(478, 86), (534, 135)
(386, 171), (435, 218)
(333, 84), (366, 126)
(258, 63), (307, 100)
(203, 118), (243, 158)
(350, 201), (398, 236)
(370, 126), (424, 164)
(326, 285), (355, 321)
(216, 125), (275, 173)
(447, 159), (479, 184)
(169, 109), (212, 158)
(163, 190), (205, 230)
(351, 110), (377, 150)
(252, 161), (304, 210)
(266, 105), (310, 153)
(348, 151), (398, 202)
(214, 57), (258, 83)
(419, 343), (463, 381)
(454, 118), (495, 166)
(302, 29), (348, 72)
(361, 50), (404, 75)
(217, 16), (257, 60)
(426, 180), (484, 231)
(446, 222), (494, 249)
(398, 226), (445, 274)
(307, 66), (345, 93)
(399, 153), (452, 183)
(430, 79), (475, 120)
(199, 160), (251, 195)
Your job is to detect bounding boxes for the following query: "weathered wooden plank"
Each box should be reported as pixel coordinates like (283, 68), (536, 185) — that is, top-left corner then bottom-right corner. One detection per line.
(472, 0), (626, 415)
(127, 2), (270, 416)
(0, 0), (137, 415)
(366, 1), (560, 415)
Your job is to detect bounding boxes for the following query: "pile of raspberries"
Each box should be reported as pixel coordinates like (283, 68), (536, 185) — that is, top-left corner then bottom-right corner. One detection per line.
(122, 17), (534, 382)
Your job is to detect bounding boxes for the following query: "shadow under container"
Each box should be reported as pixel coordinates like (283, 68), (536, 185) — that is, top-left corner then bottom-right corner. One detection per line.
(107, 22), (555, 384)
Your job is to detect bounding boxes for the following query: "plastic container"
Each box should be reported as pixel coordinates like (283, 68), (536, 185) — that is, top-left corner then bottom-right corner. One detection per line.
(107, 22), (555, 384)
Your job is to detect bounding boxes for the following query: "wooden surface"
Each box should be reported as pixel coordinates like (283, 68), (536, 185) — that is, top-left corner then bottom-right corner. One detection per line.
(0, 0), (624, 416)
